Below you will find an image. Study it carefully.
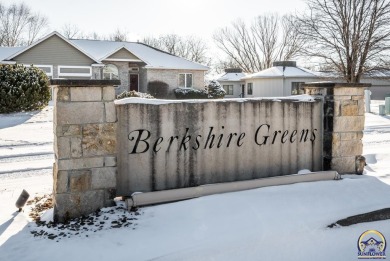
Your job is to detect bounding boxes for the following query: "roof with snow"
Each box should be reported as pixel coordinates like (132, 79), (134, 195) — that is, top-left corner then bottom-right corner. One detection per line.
(0, 32), (209, 71)
(244, 66), (319, 79)
(70, 39), (209, 70)
(0, 47), (23, 62)
(217, 72), (247, 82)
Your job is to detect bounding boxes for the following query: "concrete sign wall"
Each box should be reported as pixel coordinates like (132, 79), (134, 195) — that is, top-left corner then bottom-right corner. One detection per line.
(52, 80), (367, 222)
(115, 97), (323, 195)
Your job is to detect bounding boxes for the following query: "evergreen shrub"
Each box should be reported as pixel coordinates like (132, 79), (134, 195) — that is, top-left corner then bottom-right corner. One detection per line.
(207, 80), (226, 99)
(0, 64), (50, 113)
(173, 80), (226, 99)
(174, 88), (208, 99)
(147, 81), (169, 98)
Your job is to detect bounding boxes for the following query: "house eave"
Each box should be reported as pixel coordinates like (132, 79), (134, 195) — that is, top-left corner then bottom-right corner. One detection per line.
(103, 58), (143, 62)
(243, 76), (319, 80)
(91, 63), (105, 67)
(217, 79), (245, 82)
(145, 66), (209, 71)
(0, 60), (17, 64)
(5, 31), (101, 63)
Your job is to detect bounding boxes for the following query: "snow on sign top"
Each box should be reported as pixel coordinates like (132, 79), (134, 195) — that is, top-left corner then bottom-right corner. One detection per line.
(244, 66), (319, 79)
(70, 39), (209, 71)
(114, 94), (317, 105)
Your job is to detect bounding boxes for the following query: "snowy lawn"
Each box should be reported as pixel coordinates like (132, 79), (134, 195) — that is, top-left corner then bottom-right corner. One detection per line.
(0, 101), (389, 261)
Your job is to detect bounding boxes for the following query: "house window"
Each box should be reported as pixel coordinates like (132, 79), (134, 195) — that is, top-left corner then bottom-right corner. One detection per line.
(58, 66), (92, 78)
(179, 73), (193, 88)
(247, 83), (253, 95)
(103, 64), (119, 80)
(223, 85), (234, 95)
(291, 82), (305, 95)
(23, 64), (53, 77)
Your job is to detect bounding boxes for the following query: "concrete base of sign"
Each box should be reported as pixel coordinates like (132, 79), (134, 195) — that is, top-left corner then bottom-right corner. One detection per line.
(126, 170), (340, 209)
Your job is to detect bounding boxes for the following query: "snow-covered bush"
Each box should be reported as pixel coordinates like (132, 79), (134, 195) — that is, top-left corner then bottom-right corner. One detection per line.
(207, 80), (225, 99)
(147, 81), (169, 98)
(0, 64), (50, 113)
(173, 82), (226, 100)
(116, 90), (155, 99)
(174, 88), (208, 99)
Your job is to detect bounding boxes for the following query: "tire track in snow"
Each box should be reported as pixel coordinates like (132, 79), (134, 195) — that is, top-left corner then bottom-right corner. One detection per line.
(0, 153), (54, 174)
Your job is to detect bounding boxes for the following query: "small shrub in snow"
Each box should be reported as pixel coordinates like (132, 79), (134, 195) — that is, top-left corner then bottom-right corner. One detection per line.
(147, 81), (169, 98)
(0, 64), (50, 113)
(207, 80), (226, 99)
(116, 90), (155, 99)
(174, 88), (208, 99)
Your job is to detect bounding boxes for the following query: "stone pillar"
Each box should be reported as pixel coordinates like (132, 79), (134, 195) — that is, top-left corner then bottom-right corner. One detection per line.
(51, 79), (120, 222)
(303, 82), (370, 174)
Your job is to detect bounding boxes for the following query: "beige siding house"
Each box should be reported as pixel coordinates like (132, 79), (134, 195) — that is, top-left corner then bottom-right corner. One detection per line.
(0, 31), (209, 97)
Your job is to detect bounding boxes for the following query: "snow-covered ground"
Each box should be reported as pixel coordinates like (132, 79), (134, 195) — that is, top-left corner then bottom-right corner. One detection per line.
(0, 100), (389, 261)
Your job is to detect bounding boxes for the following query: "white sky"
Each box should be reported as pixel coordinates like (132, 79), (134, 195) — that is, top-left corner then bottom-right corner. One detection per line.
(2, 0), (306, 41)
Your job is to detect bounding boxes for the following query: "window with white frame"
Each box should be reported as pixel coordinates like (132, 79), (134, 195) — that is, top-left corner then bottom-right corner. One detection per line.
(247, 82), (253, 95)
(223, 85), (234, 95)
(58, 66), (92, 78)
(179, 73), (193, 88)
(103, 64), (119, 80)
(291, 82), (305, 95)
(23, 64), (53, 78)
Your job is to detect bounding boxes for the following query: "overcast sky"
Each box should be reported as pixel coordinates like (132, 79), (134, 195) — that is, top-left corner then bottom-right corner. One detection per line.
(2, 0), (306, 41)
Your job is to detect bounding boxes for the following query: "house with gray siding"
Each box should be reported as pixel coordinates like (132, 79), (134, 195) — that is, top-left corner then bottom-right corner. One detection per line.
(0, 31), (209, 97)
(216, 61), (390, 100)
(242, 61), (320, 97)
(216, 68), (247, 98)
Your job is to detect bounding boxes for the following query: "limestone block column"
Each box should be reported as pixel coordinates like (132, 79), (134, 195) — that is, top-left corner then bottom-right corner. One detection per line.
(51, 79), (120, 222)
(303, 82), (370, 174)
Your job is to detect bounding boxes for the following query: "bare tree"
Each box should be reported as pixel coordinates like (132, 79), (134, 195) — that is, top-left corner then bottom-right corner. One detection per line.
(142, 36), (162, 49)
(213, 14), (303, 73)
(61, 23), (81, 39)
(296, 0), (390, 83)
(0, 2), (48, 46)
(184, 36), (209, 64)
(26, 13), (48, 45)
(60, 26), (116, 41)
(87, 32), (103, 40)
(213, 57), (242, 74)
(108, 28), (128, 42)
(142, 34), (209, 64)
(160, 34), (182, 54)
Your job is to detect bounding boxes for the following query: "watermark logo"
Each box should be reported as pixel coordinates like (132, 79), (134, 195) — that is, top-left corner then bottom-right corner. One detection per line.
(358, 230), (386, 259)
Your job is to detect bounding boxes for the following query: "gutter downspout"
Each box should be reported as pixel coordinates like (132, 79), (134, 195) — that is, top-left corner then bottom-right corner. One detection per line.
(126, 171), (340, 209)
